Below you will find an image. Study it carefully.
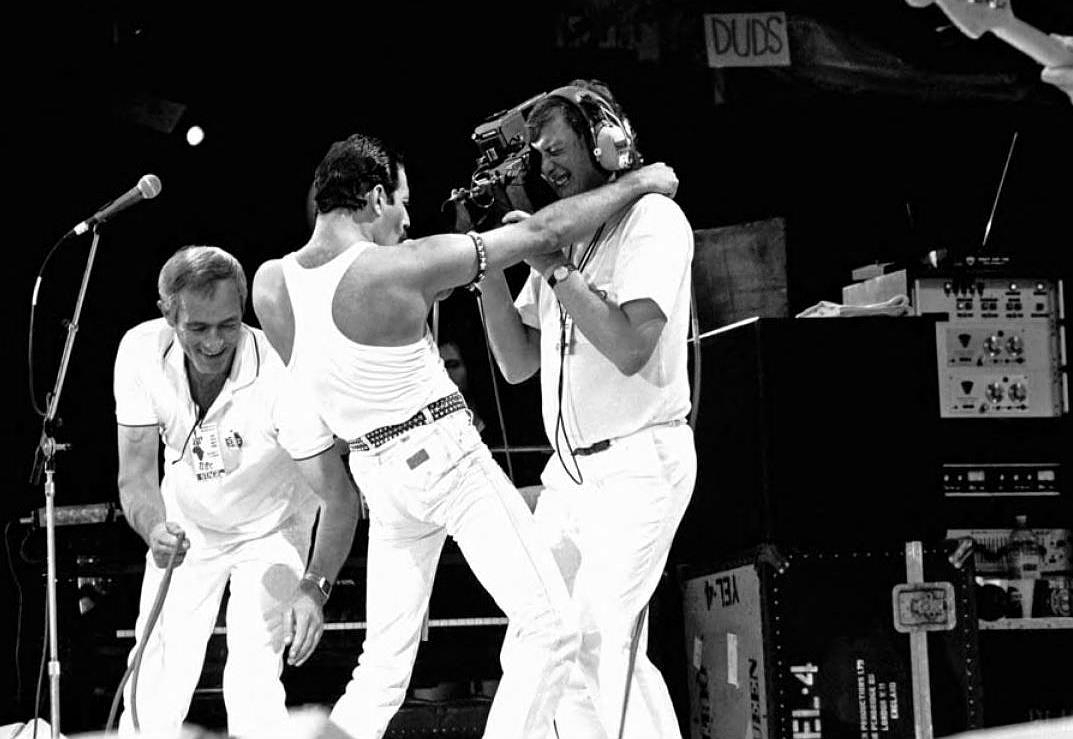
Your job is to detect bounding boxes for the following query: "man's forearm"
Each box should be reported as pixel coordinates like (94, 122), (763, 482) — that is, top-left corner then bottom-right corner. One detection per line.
(522, 171), (648, 254)
(478, 271), (540, 383)
(306, 494), (359, 582)
(482, 167), (662, 272)
(551, 274), (663, 376)
(118, 484), (165, 546)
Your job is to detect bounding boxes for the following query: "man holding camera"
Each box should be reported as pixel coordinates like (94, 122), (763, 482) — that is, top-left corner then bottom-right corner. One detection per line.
(479, 79), (697, 738)
(251, 131), (679, 738)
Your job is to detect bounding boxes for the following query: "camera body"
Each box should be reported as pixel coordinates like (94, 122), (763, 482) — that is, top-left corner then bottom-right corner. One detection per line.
(448, 83), (641, 233)
(450, 92), (554, 232)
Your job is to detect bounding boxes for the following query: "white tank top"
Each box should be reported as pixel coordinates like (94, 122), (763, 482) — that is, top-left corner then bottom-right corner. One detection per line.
(281, 244), (458, 440)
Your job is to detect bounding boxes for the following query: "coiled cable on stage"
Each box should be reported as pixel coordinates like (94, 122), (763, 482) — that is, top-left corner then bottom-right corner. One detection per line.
(106, 532), (186, 734)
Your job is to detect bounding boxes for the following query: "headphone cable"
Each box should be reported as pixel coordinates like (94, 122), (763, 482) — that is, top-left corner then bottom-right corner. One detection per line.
(552, 313), (584, 486)
(549, 223), (604, 485)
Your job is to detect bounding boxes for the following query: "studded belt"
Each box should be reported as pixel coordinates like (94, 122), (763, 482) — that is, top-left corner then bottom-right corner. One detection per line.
(347, 393), (468, 452)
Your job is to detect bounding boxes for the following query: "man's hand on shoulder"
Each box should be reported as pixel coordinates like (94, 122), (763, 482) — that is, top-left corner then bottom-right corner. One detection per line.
(625, 162), (679, 199)
(1041, 36), (1073, 104)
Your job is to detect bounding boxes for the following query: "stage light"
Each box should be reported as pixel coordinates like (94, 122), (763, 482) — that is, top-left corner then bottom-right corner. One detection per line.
(186, 125), (205, 146)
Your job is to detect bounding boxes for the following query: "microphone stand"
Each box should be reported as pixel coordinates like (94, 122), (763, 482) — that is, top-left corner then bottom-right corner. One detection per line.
(29, 225), (104, 739)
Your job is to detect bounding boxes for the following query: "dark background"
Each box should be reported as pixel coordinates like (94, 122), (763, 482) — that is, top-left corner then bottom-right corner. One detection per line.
(2, 0), (1071, 729)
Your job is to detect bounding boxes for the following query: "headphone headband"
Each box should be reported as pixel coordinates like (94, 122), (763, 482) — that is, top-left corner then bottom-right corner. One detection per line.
(545, 85), (638, 172)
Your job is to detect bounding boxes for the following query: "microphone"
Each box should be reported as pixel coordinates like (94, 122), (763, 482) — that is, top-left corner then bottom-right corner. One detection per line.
(70, 174), (162, 236)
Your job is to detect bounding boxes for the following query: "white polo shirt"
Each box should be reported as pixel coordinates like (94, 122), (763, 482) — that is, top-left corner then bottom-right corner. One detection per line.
(114, 319), (333, 545)
(515, 193), (694, 448)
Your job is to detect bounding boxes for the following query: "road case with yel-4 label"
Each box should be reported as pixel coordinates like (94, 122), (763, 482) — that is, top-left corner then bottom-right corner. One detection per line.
(679, 544), (983, 739)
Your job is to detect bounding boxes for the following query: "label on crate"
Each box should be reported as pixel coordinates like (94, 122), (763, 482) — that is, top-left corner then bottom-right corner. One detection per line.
(891, 582), (957, 632)
(854, 657), (902, 738)
(790, 663), (822, 739)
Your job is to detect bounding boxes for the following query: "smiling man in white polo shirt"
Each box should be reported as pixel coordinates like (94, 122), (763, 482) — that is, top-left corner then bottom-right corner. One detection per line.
(113, 245), (359, 738)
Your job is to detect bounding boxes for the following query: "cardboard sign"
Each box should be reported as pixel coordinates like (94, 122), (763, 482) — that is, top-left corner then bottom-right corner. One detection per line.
(703, 12), (791, 68)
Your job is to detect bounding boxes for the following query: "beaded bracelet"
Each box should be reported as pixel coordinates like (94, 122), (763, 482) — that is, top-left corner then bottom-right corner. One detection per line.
(465, 231), (488, 291)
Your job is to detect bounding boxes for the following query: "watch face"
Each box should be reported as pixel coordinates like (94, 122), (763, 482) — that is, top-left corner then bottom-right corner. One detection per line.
(554, 265), (571, 280)
(304, 574), (331, 599)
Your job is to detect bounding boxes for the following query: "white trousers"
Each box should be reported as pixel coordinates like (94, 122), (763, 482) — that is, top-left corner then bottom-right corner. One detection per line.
(529, 422), (696, 739)
(118, 523), (310, 738)
(329, 411), (578, 739)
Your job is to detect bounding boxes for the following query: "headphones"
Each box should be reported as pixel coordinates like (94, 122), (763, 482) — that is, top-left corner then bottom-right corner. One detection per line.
(546, 85), (639, 172)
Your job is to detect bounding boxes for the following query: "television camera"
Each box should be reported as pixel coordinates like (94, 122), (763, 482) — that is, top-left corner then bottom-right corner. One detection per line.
(445, 92), (555, 232)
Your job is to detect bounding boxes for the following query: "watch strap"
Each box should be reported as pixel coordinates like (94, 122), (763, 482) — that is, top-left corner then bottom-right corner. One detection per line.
(301, 572), (332, 602)
(546, 263), (577, 289)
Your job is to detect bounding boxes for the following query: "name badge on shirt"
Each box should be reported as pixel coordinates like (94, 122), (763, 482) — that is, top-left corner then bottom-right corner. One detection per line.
(190, 423), (227, 481)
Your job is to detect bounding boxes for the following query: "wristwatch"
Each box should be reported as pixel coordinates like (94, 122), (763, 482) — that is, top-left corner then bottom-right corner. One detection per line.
(546, 263), (577, 289)
(301, 572), (332, 602)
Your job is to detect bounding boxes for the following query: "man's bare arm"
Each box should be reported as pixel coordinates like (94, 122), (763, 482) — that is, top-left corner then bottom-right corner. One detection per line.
(117, 425), (189, 567)
(295, 449), (360, 586)
(285, 448), (361, 667)
(478, 269), (542, 383)
(252, 259), (295, 363)
(394, 162), (678, 299)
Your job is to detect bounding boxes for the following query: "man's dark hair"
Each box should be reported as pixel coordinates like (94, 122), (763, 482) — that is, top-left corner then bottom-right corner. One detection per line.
(313, 133), (405, 214)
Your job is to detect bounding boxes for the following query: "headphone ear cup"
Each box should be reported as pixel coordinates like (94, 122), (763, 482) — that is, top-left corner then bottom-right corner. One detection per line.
(593, 121), (632, 171)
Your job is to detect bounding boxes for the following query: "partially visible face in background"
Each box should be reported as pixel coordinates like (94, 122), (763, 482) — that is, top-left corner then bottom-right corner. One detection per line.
(439, 341), (468, 393)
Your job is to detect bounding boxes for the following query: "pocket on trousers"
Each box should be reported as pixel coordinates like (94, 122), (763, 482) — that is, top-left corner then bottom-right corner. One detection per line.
(386, 424), (463, 502)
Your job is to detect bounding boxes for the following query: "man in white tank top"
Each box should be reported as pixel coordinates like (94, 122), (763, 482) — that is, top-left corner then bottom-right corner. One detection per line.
(114, 246), (360, 737)
(251, 132), (678, 739)
(480, 80), (697, 738)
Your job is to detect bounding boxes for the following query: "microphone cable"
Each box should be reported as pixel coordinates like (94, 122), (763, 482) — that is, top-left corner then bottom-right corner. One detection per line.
(106, 531), (187, 734)
(27, 233), (78, 420)
(474, 291), (517, 484)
